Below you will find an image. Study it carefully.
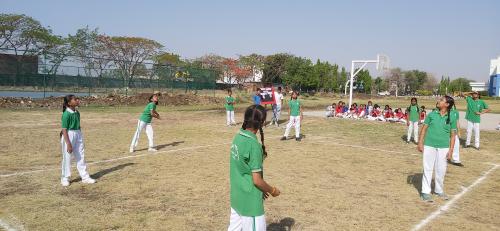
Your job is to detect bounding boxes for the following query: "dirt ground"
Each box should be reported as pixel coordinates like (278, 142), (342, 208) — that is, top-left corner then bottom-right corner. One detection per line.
(0, 105), (499, 230)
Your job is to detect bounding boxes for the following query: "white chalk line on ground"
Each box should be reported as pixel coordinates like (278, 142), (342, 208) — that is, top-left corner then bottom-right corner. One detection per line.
(0, 218), (18, 231)
(411, 164), (499, 231)
(0, 135), (288, 178)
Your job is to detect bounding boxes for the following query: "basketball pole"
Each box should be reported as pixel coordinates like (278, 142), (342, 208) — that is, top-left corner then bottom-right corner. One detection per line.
(346, 58), (378, 108)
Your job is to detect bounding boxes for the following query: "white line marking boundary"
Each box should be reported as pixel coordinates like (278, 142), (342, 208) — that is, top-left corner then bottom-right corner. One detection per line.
(0, 218), (18, 231)
(411, 164), (499, 231)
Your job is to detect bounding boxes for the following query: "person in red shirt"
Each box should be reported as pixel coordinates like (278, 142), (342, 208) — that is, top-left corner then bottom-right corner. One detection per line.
(383, 105), (394, 121)
(335, 101), (345, 118)
(394, 108), (406, 124)
(420, 106), (427, 124)
(368, 104), (385, 121)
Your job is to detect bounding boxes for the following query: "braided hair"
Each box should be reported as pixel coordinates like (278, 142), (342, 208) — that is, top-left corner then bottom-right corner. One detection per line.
(444, 95), (455, 124)
(242, 105), (268, 158)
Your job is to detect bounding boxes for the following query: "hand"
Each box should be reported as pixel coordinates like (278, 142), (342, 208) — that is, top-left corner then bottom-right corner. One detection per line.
(406, 122), (409, 127)
(271, 187), (281, 197)
(67, 144), (73, 154)
(300, 115), (303, 121)
(417, 143), (423, 153)
(475, 112), (481, 115)
(447, 151), (452, 160)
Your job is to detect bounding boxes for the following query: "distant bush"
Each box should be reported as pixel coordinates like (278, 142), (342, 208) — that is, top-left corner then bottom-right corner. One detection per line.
(416, 90), (433, 96)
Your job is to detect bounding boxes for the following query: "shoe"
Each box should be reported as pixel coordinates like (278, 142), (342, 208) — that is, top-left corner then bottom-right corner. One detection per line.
(129, 147), (134, 153)
(420, 193), (433, 202)
(406, 141), (410, 144)
(435, 192), (449, 200)
(148, 148), (158, 152)
(474, 147), (480, 151)
(82, 178), (96, 184)
(464, 144), (470, 149)
(295, 137), (302, 142)
(61, 178), (70, 187)
(280, 136), (287, 141)
(452, 162), (464, 167)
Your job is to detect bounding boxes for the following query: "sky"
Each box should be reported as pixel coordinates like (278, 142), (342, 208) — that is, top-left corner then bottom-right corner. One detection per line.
(2, 0), (499, 81)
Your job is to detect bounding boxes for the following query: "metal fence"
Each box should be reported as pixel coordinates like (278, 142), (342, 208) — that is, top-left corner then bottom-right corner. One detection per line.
(0, 53), (219, 98)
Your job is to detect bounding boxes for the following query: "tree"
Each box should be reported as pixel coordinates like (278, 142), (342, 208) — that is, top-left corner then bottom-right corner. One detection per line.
(282, 56), (313, 90)
(374, 77), (383, 93)
(338, 67), (348, 93)
(355, 69), (372, 94)
(239, 53), (264, 82)
(262, 53), (293, 84)
(222, 58), (252, 85)
(449, 77), (472, 93)
(100, 36), (163, 88)
(41, 35), (71, 75)
(404, 70), (428, 94)
(68, 27), (112, 79)
(155, 52), (183, 66)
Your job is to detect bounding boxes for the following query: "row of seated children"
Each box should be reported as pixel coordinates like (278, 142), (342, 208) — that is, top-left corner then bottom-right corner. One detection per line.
(325, 101), (426, 124)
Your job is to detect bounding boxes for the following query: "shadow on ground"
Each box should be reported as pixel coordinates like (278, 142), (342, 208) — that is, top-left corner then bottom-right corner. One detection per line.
(71, 163), (135, 183)
(268, 217), (295, 231)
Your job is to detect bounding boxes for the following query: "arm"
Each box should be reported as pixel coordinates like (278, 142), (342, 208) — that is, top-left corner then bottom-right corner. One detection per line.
(417, 124), (428, 152)
(447, 130), (456, 160)
(252, 172), (280, 198)
(151, 110), (160, 119)
(300, 106), (303, 121)
(61, 129), (73, 153)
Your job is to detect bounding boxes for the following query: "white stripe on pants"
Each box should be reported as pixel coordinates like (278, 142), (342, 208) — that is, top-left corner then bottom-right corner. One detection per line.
(407, 121), (419, 142)
(452, 135), (461, 163)
(272, 104), (282, 125)
(284, 116), (300, 138)
(61, 130), (90, 180)
(465, 121), (480, 148)
(227, 110), (235, 125)
(227, 208), (266, 231)
(421, 146), (448, 194)
(130, 120), (154, 149)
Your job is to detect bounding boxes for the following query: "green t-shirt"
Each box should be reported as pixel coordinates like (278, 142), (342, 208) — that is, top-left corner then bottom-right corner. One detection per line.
(225, 96), (235, 111)
(450, 109), (459, 122)
(289, 99), (301, 116)
(423, 110), (457, 148)
(465, 96), (488, 123)
(139, 102), (157, 123)
(61, 108), (81, 130)
(229, 129), (264, 217)
(408, 105), (420, 122)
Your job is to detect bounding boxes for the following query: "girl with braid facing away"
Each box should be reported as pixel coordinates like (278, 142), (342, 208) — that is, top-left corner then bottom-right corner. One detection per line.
(228, 105), (281, 231)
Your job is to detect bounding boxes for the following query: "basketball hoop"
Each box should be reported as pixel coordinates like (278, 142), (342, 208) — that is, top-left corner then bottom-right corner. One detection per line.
(376, 54), (390, 71)
(346, 54), (390, 108)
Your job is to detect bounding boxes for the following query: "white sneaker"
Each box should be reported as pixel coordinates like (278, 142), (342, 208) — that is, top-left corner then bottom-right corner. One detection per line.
(61, 178), (70, 187)
(129, 147), (134, 153)
(148, 148), (157, 152)
(82, 178), (96, 184)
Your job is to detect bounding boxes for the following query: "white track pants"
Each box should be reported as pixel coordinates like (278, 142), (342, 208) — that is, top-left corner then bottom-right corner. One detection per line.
(227, 208), (266, 231)
(227, 111), (235, 125)
(284, 116), (301, 138)
(61, 130), (90, 180)
(130, 120), (154, 149)
(451, 135), (461, 163)
(465, 121), (480, 148)
(272, 105), (282, 125)
(421, 146), (448, 194)
(407, 121), (419, 142)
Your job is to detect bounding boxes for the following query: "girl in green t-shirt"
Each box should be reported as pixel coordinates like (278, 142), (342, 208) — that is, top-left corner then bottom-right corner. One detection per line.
(406, 97), (420, 144)
(225, 89), (236, 126)
(228, 105), (280, 231)
(281, 91), (303, 141)
(60, 95), (96, 187)
(130, 94), (160, 153)
(417, 96), (457, 202)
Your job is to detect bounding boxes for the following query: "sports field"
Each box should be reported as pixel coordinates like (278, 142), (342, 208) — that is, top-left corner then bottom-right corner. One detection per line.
(0, 101), (499, 230)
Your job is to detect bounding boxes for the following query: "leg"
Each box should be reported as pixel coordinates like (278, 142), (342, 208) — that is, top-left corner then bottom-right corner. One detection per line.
(407, 122), (413, 142)
(276, 105), (281, 125)
(60, 135), (73, 181)
(283, 116), (294, 137)
(130, 120), (146, 149)
(465, 121), (473, 146)
(231, 111), (236, 124)
(474, 123), (480, 148)
(73, 132), (90, 180)
(226, 111), (231, 126)
(294, 116), (301, 138)
(240, 215), (266, 231)
(452, 135), (460, 163)
(421, 146), (437, 194)
(227, 208), (242, 231)
(434, 148), (449, 194)
(145, 123), (154, 148)
(414, 122), (419, 143)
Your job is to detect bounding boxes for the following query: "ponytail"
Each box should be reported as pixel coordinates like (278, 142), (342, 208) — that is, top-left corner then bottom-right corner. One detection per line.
(444, 95), (455, 124)
(242, 105), (268, 158)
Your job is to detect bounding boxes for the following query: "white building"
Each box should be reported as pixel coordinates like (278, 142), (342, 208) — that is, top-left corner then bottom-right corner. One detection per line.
(217, 68), (263, 84)
(469, 82), (488, 92)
